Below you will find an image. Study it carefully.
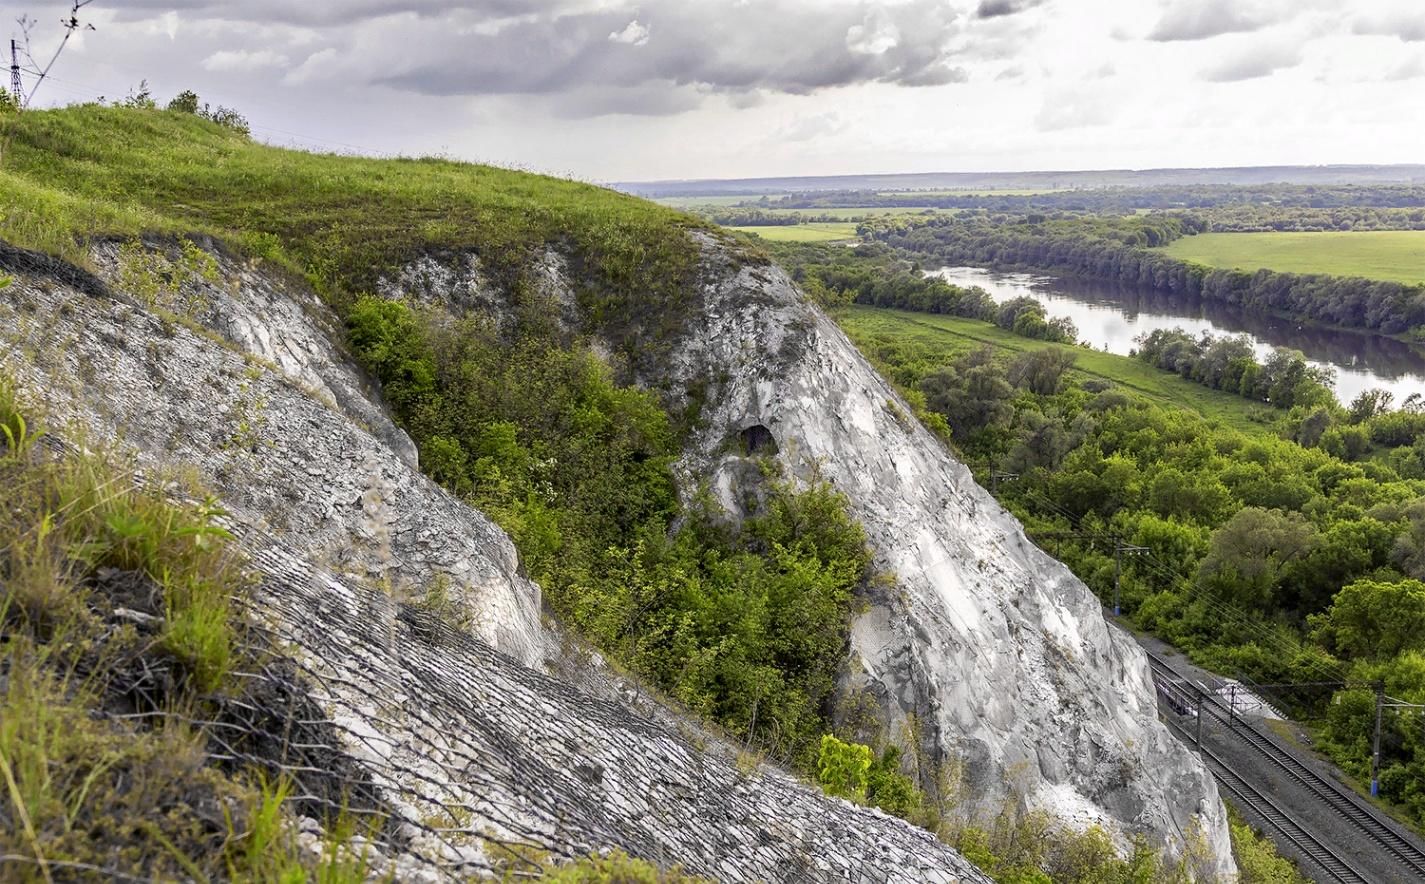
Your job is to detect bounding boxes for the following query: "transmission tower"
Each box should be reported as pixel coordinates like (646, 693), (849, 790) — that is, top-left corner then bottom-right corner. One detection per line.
(9, 39), (21, 104)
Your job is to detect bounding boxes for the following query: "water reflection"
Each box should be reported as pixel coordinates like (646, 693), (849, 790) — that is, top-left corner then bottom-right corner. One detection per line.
(933, 266), (1425, 406)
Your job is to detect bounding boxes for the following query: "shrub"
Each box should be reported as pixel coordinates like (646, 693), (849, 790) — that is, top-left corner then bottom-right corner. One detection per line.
(816, 734), (871, 801)
(865, 745), (922, 818)
(167, 89), (200, 114)
(1229, 809), (1307, 883)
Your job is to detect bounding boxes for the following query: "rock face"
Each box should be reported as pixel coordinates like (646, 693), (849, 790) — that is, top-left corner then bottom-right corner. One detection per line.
(0, 238), (988, 883)
(653, 235), (1235, 877)
(2, 239), (548, 669)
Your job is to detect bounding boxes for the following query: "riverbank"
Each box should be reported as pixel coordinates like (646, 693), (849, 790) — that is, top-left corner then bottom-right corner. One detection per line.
(839, 305), (1270, 433)
(931, 264), (1425, 407)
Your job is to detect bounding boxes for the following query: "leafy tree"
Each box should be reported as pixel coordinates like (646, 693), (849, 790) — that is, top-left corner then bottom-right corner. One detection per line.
(1197, 508), (1318, 612)
(1008, 347), (1076, 395)
(918, 346), (1014, 443)
(1311, 578), (1425, 661)
(1281, 518), (1396, 613)
(1349, 389), (1395, 424)
(1148, 467), (1235, 524)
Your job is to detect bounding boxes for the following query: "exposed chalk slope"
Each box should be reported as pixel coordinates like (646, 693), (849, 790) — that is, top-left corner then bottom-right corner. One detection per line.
(658, 235), (1236, 877)
(0, 239), (988, 883)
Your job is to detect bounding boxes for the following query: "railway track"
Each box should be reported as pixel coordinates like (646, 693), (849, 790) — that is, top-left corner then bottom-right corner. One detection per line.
(1145, 648), (1425, 880)
(1158, 715), (1369, 883)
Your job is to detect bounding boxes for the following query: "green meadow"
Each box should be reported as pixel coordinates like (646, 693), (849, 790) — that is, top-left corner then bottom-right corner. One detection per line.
(1159, 230), (1425, 285)
(728, 222), (861, 242)
(838, 306), (1269, 433)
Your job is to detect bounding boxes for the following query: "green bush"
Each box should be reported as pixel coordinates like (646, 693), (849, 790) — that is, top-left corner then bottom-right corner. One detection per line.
(816, 734), (871, 801)
(865, 745), (922, 818)
(1229, 809), (1307, 883)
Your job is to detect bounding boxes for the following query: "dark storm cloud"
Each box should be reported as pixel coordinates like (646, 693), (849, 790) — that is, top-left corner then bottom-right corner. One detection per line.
(975, 0), (1046, 19)
(1147, 0), (1275, 42)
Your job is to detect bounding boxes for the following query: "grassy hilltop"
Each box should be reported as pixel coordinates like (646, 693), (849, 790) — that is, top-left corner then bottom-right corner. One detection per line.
(0, 104), (705, 298)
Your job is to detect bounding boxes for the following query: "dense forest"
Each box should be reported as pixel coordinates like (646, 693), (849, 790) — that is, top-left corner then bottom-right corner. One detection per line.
(835, 288), (1425, 829)
(871, 214), (1425, 336)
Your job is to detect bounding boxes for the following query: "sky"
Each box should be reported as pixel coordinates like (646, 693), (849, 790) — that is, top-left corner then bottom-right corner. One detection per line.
(5, 0), (1424, 182)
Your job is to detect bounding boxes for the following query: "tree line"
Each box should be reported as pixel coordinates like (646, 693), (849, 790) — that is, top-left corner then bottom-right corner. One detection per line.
(771, 241), (1076, 344)
(710, 209), (871, 226)
(745, 183), (1425, 215)
(873, 215), (1425, 336)
(1134, 329), (1336, 410)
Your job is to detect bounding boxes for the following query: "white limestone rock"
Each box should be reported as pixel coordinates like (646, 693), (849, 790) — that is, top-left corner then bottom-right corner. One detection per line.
(654, 234), (1236, 877)
(0, 238), (990, 883)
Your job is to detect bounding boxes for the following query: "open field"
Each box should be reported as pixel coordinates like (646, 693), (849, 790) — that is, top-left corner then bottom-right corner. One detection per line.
(1159, 230), (1425, 285)
(839, 306), (1268, 433)
(728, 222), (860, 242)
(652, 194), (769, 208)
(747, 206), (943, 219)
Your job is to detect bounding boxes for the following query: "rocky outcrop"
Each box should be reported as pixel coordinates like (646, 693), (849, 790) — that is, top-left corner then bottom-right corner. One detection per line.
(651, 234), (1235, 876)
(0, 239), (988, 882)
(4, 239), (547, 669)
(367, 233), (1237, 875)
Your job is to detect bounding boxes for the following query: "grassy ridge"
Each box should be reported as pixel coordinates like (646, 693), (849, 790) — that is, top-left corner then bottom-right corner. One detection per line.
(841, 305), (1269, 433)
(0, 105), (706, 299)
(1159, 231), (1425, 285)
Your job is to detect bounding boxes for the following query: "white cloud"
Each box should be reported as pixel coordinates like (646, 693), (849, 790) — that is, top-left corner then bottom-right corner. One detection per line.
(203, 49), (290, 72)
(1147, 0), (1279, 41)
(847, 9), (901, 55)
(608, 19), (650, 46)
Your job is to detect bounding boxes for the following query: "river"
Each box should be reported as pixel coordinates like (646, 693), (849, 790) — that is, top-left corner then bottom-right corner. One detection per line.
(932, 266), (1425, 407)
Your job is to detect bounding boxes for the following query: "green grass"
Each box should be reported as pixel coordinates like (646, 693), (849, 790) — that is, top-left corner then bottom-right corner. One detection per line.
(840, 306), (1268, 433)
(728, 222), (861, 242)
(1159, 231), (1425, 285)
(0, 375), (380, 880)
(0, 105), (709, 301)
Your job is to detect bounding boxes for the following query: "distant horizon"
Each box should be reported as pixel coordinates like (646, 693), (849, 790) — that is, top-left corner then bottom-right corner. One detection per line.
(19, 0), (1422, 181)
(615, 163), (1425, 194)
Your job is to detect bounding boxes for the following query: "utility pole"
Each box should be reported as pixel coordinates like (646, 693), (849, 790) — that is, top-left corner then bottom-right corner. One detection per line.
(1195, 686), (1204, 748)
(9, 39), (21, 106)
(1372, 682), (1385, 797)
(990, 470), (1017, 495)
(1227, 684), (1237, 730)
(1112, 541), (1149, 616)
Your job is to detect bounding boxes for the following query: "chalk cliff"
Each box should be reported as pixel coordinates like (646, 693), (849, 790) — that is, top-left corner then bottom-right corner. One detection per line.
(0, 238), (989, 882)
